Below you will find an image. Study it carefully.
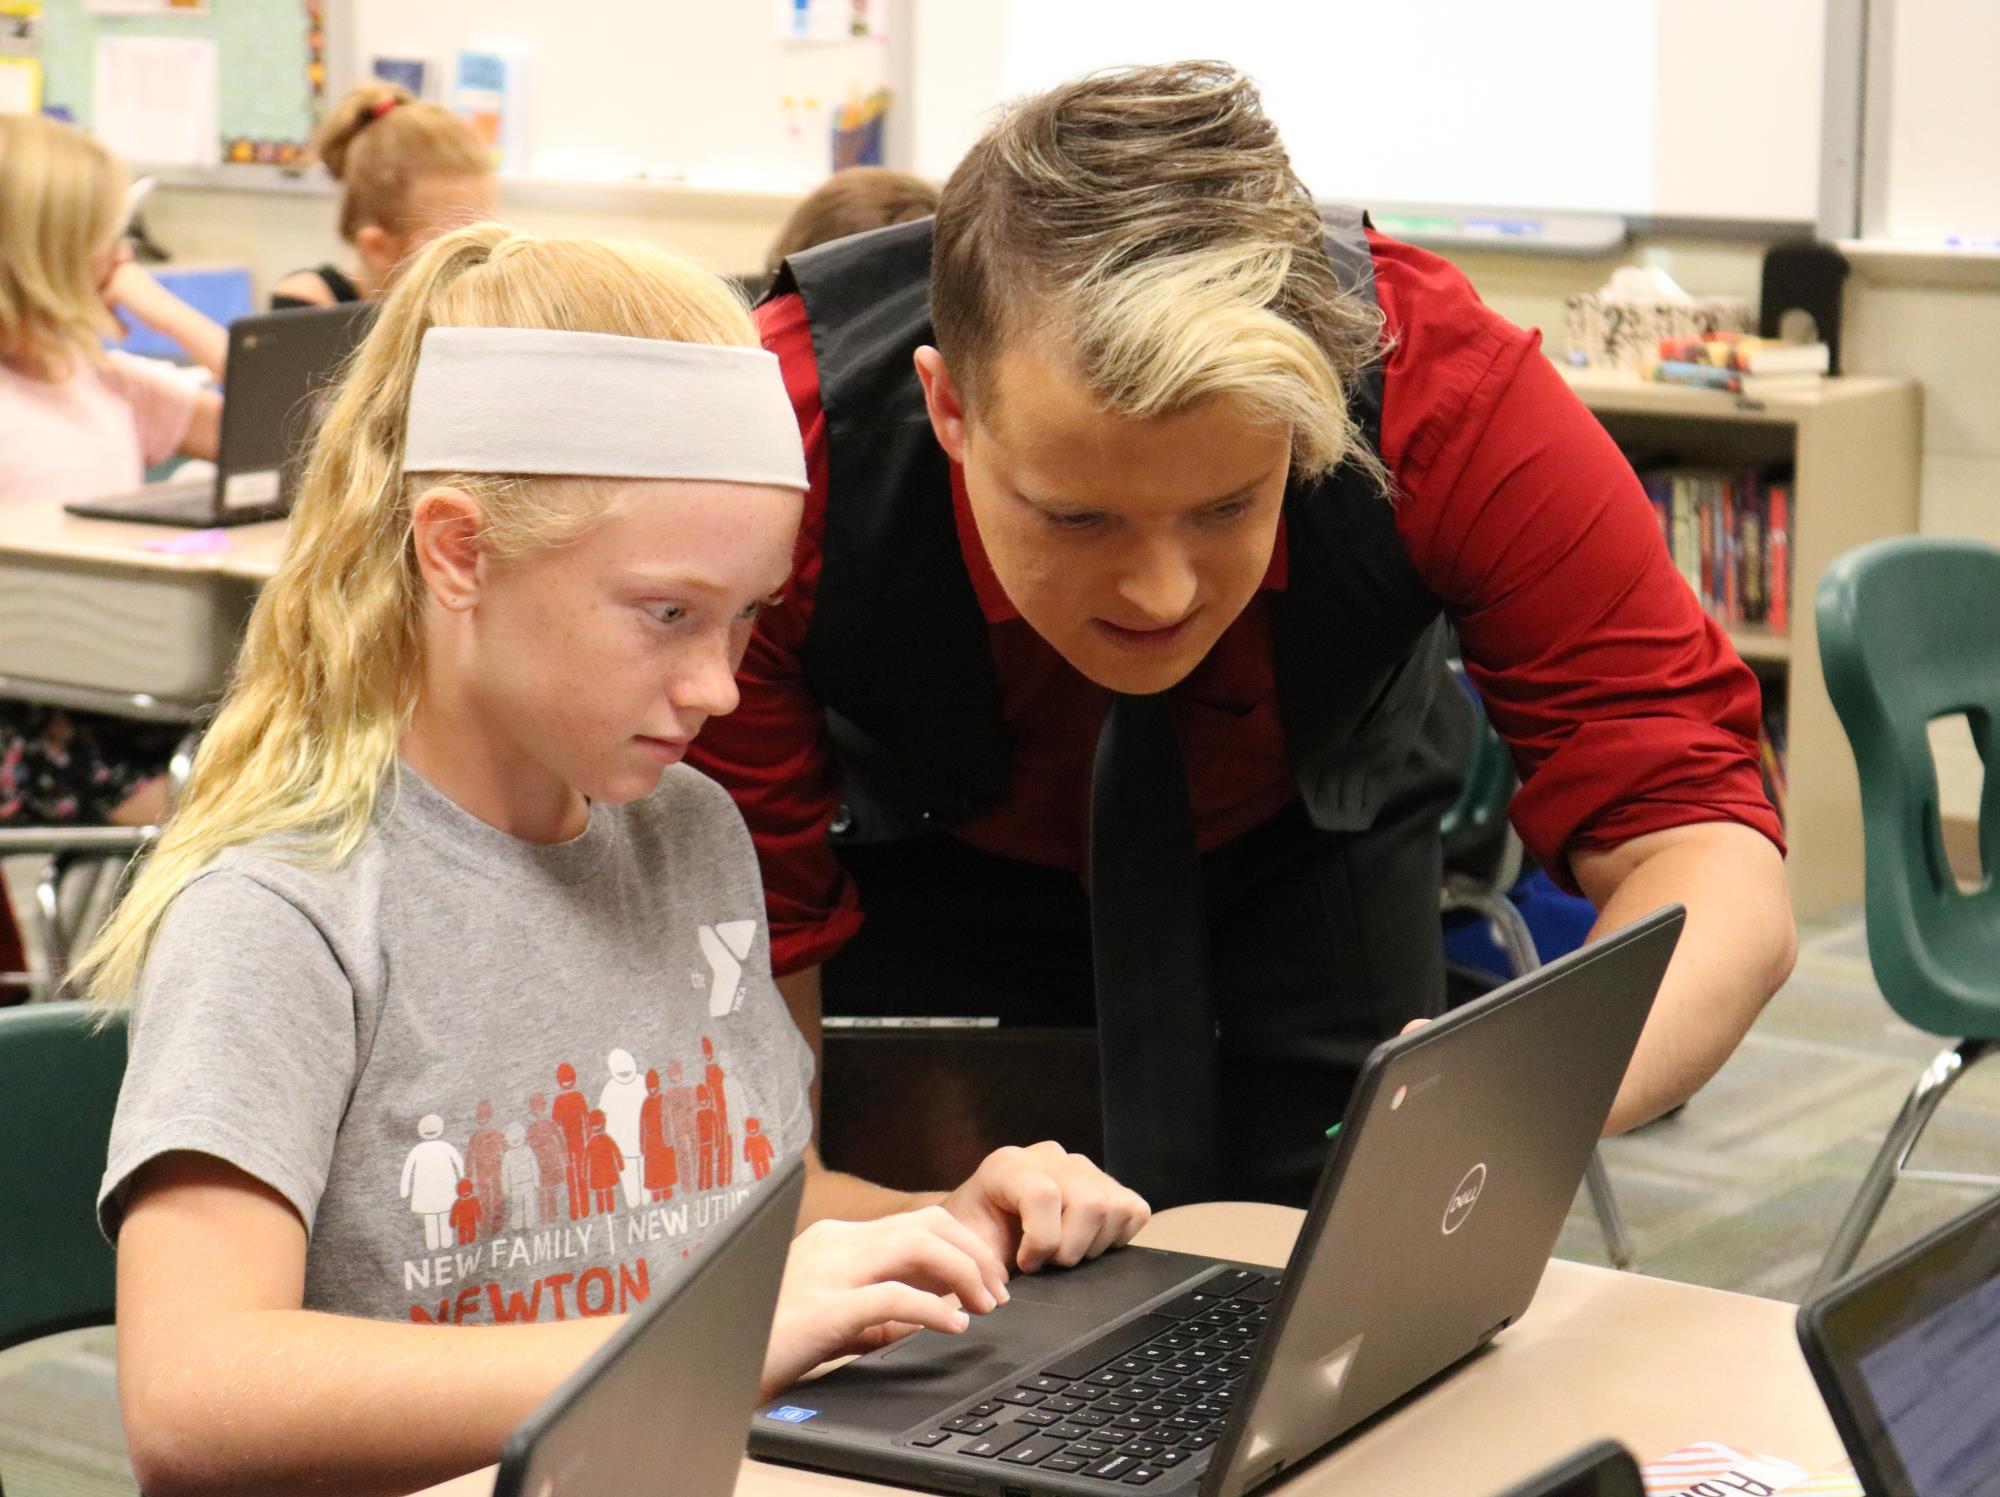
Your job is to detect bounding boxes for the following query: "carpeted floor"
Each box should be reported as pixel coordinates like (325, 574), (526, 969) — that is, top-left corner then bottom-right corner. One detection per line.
(3, 909), (1995, 1497)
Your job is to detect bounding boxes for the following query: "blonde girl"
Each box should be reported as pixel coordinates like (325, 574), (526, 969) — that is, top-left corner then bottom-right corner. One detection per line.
(84, 222), (1148, 1497)
(271, 81), (500, 310)
(0, 113), (226, 828)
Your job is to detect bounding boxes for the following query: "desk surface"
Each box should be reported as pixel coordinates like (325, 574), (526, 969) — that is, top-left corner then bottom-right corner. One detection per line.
(0, 492), (288, 583)
(412, 1201), (1844, 1497)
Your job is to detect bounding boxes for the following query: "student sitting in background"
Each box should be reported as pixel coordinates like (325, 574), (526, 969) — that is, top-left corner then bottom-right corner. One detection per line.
(764, 165), (939, 279)
(84, 223), (1148, 1497)
(0, 113), (224, 828)
(271, 82), (499, 310)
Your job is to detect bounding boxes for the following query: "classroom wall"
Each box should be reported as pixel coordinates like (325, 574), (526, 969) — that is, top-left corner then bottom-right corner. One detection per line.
(146, 179), (1995, 814)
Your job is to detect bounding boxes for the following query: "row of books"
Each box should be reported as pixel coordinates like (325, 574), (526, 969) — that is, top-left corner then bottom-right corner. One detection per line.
(1639, 469), (1792, 632)
(1648, 334), (1831, 397)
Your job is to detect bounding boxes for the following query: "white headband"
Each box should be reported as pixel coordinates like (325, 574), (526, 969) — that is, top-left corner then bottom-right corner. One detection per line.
(401, 327), (808, 490)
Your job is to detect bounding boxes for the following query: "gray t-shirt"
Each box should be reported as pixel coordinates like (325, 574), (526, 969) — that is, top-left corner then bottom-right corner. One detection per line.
(99, 762), (814, 1326)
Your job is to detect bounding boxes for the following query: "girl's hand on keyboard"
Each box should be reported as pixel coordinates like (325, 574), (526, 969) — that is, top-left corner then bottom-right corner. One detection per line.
(942, 1141), (1152, 1275)
(762, 1206), (1010, 1395)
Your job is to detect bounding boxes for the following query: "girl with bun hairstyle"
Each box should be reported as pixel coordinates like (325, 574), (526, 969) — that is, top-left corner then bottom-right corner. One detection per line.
(271, 82), (499, 309)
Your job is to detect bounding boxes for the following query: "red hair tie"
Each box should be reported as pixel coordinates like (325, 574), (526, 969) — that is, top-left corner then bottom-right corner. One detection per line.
(370, 96), (401, 121)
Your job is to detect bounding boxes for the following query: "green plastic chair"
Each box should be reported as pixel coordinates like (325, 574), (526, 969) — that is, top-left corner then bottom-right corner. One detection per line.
(1809, 536), (2000, 1296)
(0, 1003), (126, 1351)
(1439, 685), (1635, 1270)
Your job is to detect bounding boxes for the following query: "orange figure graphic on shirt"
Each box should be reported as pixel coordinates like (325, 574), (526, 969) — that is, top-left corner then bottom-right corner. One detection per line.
(744, 1117), (775, 1181)
(695, 1083), (720, 1191)
(701, 1035), (732, 1186)
(662, 1059), (700, 1193)
(465, 1099), (507, 1240)
(583, 1108), (623, 1217)
(448, 1178), (481, 1246)
(524, 1093), (566, 1224)
(639, 1068), (678, 1202)
(550, 1063), (591, 1221)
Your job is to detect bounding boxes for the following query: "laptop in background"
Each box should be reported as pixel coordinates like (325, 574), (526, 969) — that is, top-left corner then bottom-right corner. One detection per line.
(493, 1154), (805, 1497)
(750, 906), (1682, 1497)
(68, 301), (376, 529)
(1495, 1442), (1645, 1497)
(1797, 1189), (2000, 1497)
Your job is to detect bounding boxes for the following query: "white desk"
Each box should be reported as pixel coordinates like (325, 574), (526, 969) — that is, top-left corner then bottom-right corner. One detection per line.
(0, 494), (286, 704)
(414, 1201), (1844, 1497)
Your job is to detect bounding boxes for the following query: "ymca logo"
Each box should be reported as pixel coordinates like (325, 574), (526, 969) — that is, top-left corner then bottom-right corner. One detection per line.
(1442, 1163), (1487, 1235)
(696, 920), (758, 1017)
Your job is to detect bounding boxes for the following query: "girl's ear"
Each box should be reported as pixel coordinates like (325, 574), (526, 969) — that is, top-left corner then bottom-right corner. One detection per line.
(410, 486), (487, 611)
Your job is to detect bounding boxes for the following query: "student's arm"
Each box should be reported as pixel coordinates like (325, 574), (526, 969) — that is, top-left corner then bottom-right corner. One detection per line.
(775, 964), (823, 1122)
(106, 262), (228, 380)
(117, 1152), (622, 1497)
(118, 1153), (1009, 1497)
(179, 389), (222, 461)
(270, 269), (338, 310)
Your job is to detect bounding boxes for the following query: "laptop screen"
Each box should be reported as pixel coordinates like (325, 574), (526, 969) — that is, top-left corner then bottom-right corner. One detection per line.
(1801, 1194), (2000, 1497)
(1852, 1269), (2000, 1495)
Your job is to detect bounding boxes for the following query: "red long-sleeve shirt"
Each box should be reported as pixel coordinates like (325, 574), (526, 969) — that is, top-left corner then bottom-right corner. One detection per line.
(687, 230), (1783, 976)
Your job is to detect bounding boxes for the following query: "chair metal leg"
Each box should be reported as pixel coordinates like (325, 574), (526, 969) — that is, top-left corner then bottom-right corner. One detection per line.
(1808, 1038), (1999, 1300)
(1443, 881), (1638, 1269)
(1584, 1150), (1636, 1270)
(32, 853), (69, 990)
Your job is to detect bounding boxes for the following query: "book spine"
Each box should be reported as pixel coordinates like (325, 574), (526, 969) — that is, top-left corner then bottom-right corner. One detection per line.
(1767, 484), (1790, 634)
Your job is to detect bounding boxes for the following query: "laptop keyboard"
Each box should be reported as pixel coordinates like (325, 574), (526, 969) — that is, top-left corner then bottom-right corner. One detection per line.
(906, 1266), (1281, 1485)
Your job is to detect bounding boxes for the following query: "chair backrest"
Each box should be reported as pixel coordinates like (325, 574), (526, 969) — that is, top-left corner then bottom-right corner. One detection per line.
(0, 1003), (126, 1351)
(1817, 536), (2000, 1038)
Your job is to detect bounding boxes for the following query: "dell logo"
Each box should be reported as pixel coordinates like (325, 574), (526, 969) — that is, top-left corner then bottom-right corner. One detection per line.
(1442, 1163), (1487, 1234)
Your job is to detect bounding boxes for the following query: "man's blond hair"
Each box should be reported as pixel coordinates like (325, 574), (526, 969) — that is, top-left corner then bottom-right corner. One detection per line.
(931, 62), (1385, 484)
(0, 114), (125, 376)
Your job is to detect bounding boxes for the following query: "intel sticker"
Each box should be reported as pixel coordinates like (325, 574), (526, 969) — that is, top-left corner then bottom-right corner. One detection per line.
(766, 1406), (819, 1424)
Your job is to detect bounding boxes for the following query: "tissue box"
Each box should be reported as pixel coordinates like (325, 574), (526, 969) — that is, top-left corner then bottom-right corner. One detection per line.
(1567, 292), (1751, 372)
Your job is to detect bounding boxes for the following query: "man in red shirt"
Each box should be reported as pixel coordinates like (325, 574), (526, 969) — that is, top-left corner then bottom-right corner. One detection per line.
(689, 63), (1795, 1207)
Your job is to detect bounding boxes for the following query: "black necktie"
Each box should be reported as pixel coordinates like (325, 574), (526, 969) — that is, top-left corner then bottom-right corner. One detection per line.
(1089, 692), (1225, 1208)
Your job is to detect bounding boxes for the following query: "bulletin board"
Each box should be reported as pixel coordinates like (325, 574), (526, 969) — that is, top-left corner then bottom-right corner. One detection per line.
(39, 0), (325, 164)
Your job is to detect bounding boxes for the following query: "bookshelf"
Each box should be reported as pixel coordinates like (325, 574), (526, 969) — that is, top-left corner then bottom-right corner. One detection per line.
(1561, 368), (1923, 918)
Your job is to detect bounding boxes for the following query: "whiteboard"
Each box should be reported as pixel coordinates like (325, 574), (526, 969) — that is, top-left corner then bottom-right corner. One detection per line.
(1871, 0), (2000, 243)
(911, 0), (1829, 224)
(344, 0), (891, 187)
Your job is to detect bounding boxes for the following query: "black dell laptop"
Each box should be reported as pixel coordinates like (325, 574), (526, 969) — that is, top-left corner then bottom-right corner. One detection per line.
(68, 301), (375, 528)
(493, 1155), (805, 1497)
(751, 905), (1683, 1497)
(1798, 1189), (2000, 1497)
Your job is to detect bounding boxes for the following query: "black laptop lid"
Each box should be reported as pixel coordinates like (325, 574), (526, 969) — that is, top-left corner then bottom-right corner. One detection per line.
(493, 1155), (804, 1497)
(216, 302), (375, 513)
(1797, 1191), (2000, 1497)
(1496, 1442), (1646, 1497)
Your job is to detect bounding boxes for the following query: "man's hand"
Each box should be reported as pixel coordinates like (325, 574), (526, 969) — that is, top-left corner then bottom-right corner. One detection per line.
(941, 1141), (1151, 1274)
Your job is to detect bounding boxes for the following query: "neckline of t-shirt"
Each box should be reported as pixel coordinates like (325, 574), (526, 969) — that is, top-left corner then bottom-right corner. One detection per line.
(381, 760), (620, 887)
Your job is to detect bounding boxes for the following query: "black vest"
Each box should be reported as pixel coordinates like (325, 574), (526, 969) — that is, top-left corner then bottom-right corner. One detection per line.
(774, 209), (1455, 849)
